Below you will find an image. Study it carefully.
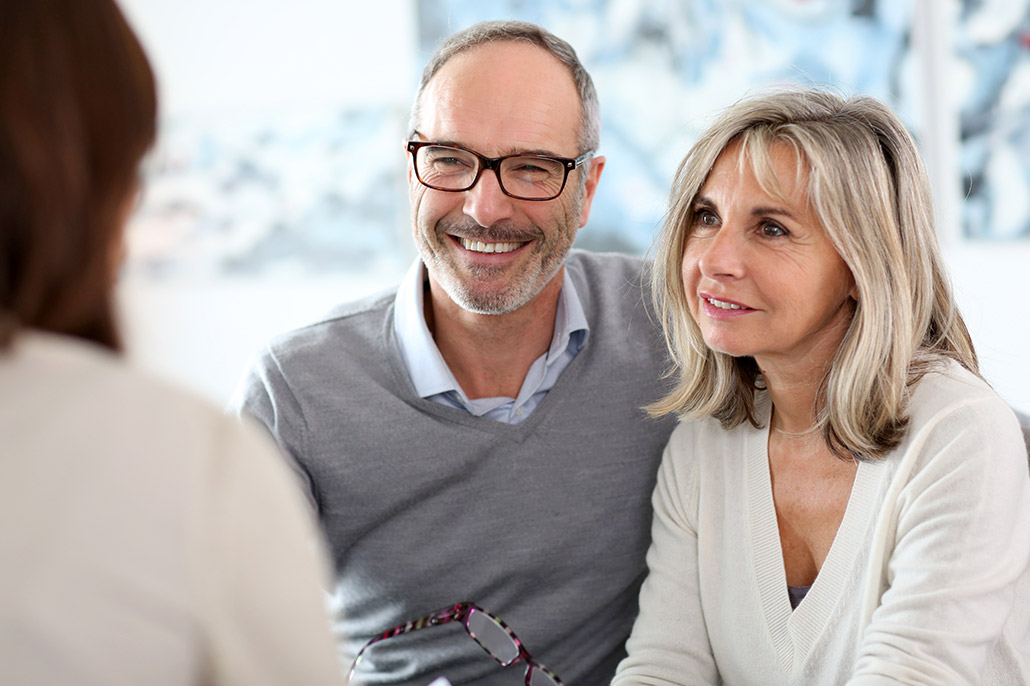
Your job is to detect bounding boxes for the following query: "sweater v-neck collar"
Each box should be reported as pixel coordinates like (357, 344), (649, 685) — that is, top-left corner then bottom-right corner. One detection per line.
(745, 393), (882, 677)
(382, 303), (592, 442)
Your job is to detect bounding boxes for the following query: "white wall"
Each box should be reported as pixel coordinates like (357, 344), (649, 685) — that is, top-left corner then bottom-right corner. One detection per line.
(118, 0), (417, 113)
(946, 244), (1030, 414)
(115, 0), (416, 404)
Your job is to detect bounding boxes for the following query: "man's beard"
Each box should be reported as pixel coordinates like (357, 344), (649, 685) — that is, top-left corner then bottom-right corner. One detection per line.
(418, 217), (574, 315)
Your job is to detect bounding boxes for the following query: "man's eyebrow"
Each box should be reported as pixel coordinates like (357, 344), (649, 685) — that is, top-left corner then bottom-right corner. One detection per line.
(511, 147), (565, 158)
(421, 138), (566, 158)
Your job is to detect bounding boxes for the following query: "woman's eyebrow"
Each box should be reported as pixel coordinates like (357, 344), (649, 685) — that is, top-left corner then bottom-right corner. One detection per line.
(750, 205), (798, 221)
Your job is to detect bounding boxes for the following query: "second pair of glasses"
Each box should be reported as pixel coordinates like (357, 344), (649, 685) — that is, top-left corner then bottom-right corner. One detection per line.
(346, 601), (563, 686)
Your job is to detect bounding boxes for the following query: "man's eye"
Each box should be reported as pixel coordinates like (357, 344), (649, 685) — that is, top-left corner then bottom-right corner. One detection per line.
(425, 154), (475, 177)
(505, 158), (562, 180)
(432, 156), (468, 167)
(513, 163), (549, 174)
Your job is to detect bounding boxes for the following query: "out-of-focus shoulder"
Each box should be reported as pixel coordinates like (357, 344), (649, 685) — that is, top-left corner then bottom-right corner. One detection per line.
(2, 331), (255, 458)
(5, 332), (216, 416)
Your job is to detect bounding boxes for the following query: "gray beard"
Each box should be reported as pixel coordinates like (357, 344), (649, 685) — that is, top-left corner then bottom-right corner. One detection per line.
(432, 255), (564, 315)
(419, 219), (571, 315)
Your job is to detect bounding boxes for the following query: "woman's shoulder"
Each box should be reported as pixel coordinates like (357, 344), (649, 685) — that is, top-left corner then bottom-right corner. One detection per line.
(3, 331), (261, 466)
(901, 358), (1025, 472)
(10, 331), (217, 417)
(667, 412), (746, 449)
(910, 358), (1012, 422)
(664, 400), (763, 478)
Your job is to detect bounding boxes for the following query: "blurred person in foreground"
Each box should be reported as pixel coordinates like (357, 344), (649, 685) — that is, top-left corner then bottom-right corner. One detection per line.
(612, 88), (1030, 685)
(231, 19), (677, 686)
(0, 1), (345, 684)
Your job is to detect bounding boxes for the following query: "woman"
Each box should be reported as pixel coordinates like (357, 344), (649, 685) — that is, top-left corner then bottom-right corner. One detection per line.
(0, 1), (344, 684)
(613, 89), (1030, 684)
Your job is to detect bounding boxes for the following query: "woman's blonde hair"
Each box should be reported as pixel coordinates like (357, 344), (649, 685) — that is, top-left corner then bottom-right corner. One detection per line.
(649, 88), (977, 460)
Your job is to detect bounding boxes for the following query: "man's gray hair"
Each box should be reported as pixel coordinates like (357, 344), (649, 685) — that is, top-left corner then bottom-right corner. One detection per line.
(408, 20), (600, 154)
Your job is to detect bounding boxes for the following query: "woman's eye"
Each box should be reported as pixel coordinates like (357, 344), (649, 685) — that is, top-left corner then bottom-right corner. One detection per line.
(761, 223), (789, 237)
(694, 209), (718, 226)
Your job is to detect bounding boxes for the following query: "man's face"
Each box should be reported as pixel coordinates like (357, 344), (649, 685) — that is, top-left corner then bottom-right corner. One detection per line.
(408, 41), (603, 315)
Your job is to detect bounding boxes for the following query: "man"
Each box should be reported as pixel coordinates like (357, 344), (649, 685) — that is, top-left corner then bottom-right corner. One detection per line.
(231, 20), (677, 686)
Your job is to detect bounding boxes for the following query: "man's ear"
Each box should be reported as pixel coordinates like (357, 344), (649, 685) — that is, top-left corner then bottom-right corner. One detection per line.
(578, 155), (605, 228)
(403, 139), (413, 183)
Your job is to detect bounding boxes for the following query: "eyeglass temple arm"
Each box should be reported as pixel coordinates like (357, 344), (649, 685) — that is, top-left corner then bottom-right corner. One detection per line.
(383, 603), (468, 639)
(347, 603), (471, 681)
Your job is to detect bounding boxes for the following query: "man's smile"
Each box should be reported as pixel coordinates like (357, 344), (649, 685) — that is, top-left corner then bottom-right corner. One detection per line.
(457, 237), (526, 254)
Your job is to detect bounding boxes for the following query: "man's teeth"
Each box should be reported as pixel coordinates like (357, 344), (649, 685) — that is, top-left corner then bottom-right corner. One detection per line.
(460, 238), (522, 254)
(707, 297), (745, 310)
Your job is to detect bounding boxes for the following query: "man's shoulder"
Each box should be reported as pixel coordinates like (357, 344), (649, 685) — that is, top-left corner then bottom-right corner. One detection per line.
(262, 286), (397, 361)
(566, 249), (654, 316)
(315, 285), (398, 325)
(566, 249), (648, 278)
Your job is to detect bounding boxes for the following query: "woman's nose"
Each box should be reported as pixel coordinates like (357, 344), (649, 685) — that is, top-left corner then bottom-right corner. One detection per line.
(697, 225), (746, 279)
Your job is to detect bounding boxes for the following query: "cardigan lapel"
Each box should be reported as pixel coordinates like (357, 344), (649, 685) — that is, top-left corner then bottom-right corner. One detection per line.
(745, 394), (884, 678)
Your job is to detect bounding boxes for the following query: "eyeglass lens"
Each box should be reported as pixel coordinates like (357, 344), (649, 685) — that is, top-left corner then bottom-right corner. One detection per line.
(465, 609), (560, 686)
(415, 145), (568, 199)
(466, 608), (520, 663)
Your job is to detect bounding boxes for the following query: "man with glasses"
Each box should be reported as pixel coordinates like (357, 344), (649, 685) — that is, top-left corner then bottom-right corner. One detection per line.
(231, 19), (677, 686)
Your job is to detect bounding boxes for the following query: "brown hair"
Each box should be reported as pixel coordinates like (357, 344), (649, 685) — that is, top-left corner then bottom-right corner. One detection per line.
(0, 0), (157, 351)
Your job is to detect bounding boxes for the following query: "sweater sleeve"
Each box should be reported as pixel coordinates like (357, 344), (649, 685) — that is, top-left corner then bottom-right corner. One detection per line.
(612, 424), (721, 686)
(848, 390), (1030, 685)
(227, 345), (319, 515)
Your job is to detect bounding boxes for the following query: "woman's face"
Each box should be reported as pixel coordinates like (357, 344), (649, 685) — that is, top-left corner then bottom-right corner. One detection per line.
(680, 139), (856, 374)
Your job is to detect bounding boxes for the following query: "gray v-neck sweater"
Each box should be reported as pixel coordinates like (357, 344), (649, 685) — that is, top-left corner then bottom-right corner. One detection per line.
(232, 250), (678, 686)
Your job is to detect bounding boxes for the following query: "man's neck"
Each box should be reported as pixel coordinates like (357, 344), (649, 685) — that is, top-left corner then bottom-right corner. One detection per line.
(425, 271), (563, 400)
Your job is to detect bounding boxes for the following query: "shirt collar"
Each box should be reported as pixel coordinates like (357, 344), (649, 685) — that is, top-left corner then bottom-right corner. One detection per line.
(393, 258), (589, 401)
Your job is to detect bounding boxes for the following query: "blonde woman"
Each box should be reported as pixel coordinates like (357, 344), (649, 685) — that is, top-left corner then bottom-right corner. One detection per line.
(613, 89), (1030, 684)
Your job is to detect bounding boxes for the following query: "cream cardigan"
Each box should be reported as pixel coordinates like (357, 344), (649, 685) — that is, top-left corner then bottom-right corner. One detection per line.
(0, 333), (344, 686)
(614, 360), (1030, 685)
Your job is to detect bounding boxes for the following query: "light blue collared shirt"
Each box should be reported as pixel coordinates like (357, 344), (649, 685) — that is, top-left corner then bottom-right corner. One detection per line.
(393, 259), (589, 424)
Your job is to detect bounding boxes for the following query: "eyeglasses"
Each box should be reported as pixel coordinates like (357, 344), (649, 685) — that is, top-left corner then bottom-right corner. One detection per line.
(406, 138), (593, 201)
(346, 602), (564, 686)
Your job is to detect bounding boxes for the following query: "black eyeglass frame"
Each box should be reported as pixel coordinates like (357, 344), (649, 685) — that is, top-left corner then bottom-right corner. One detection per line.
(406, 139), (594, 201)
(345, 601), (564, 685)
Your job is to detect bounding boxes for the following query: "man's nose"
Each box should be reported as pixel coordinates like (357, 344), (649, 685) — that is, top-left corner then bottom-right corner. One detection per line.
(462, 168), (516, 227)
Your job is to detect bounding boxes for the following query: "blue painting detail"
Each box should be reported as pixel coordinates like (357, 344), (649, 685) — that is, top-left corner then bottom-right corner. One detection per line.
(129, 107), (411, 278)
(956, 0), (1030, 239)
